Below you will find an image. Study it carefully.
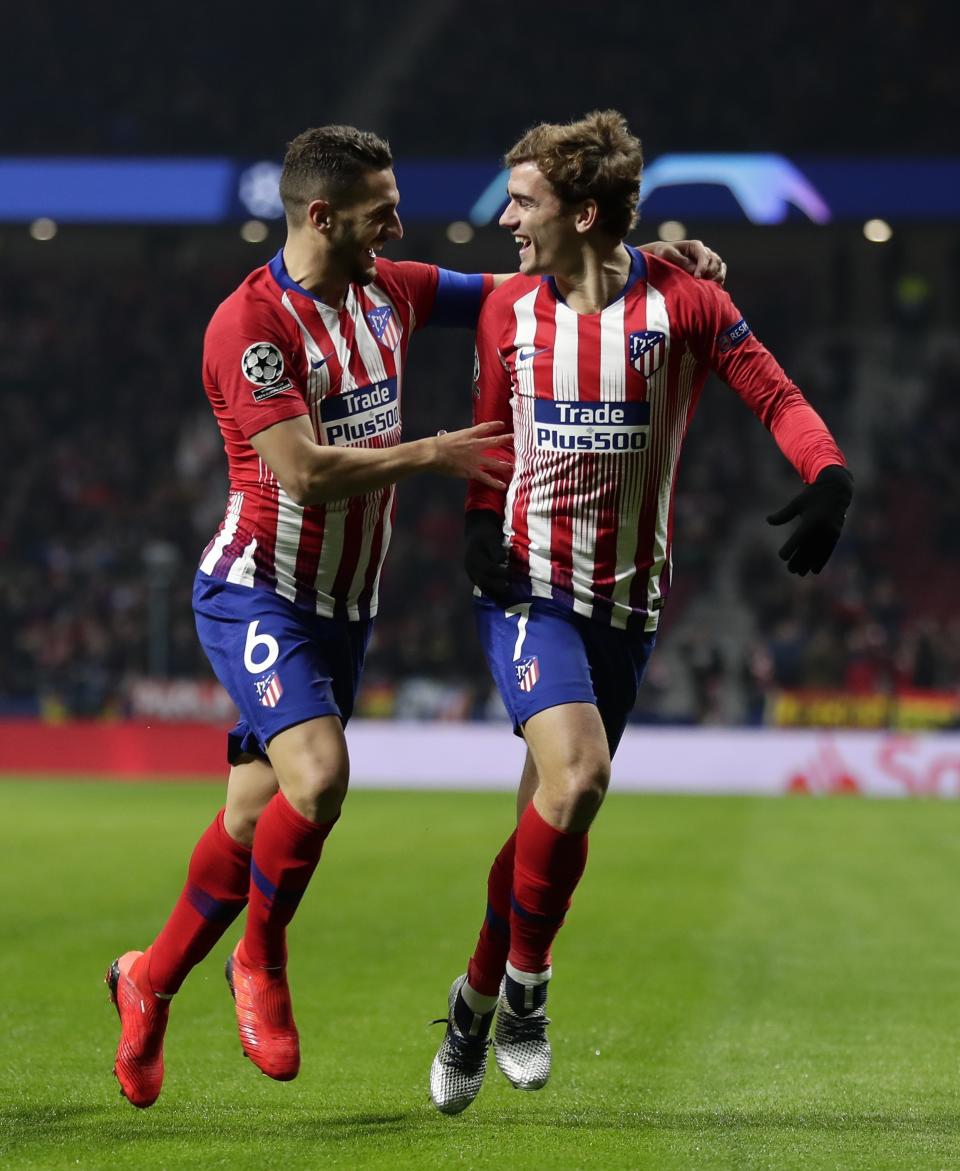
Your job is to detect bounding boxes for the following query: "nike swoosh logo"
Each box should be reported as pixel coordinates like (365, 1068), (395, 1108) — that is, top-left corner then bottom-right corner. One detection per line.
(516, 346), (550, 365)
(310, 355), (332, 369)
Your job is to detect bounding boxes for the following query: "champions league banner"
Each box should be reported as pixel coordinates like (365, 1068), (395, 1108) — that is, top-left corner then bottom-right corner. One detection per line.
(1, 156), (960, 225)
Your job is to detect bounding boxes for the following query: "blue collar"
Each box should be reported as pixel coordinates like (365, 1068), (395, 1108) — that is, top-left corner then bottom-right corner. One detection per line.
(622, 244), (648, 293)
(268, 248), (328, 302)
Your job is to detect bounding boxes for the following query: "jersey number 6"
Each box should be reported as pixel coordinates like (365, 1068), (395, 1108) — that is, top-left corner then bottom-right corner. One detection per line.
(244, 620), (280, 674)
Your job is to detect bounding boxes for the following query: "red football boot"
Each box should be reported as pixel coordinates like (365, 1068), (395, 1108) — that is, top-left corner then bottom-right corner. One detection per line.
(106, 949), (170, 1108)
(225, 942), (300, 1081)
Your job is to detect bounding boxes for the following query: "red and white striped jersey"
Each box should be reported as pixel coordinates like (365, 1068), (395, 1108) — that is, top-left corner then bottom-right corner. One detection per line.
(199, 251), (490, 620)
(467, 247), (846, 632)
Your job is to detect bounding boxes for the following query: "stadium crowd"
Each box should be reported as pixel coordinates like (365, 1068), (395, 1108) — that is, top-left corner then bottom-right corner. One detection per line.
(3, 240), (956, 725)
(743, 343), (960, 707)
(5, 0), (954, 729)
(3, 3), (951, 158)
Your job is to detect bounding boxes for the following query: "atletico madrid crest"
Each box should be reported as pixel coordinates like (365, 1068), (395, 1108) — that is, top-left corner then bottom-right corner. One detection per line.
(629, 330), (666, 376)
(515, 655), (540, 692)
(257, 671), (284, 708)
(366, 306), (401, 352)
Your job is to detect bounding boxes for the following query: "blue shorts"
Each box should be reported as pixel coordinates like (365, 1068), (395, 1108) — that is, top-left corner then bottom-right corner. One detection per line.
(193, 573), (373, 764)
(474, 596), (656, 755)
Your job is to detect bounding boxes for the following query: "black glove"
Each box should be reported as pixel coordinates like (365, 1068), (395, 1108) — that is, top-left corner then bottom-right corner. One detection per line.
(464, 508), (510, 603)
(766, 464), (853, 576)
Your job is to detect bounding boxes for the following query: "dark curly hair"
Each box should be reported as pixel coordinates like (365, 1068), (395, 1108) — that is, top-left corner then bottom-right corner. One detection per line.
(504, 110), (643, 239)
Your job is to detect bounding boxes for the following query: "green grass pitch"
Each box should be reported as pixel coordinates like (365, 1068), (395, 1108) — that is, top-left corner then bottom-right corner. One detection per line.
(3, 779), (960, 1170)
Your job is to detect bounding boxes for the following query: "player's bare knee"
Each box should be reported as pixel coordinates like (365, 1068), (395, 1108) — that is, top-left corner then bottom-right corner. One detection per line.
(550, 759), (610, 831)
(223, 806), (259, 848)
(569, 773), (609, 828)
(224, 759), (278, 846)
(283, 757), (349, 823)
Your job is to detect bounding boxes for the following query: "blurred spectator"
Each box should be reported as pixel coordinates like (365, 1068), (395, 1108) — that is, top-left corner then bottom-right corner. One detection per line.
(3, 3), (955, 157)
(3, 229), (957, 725)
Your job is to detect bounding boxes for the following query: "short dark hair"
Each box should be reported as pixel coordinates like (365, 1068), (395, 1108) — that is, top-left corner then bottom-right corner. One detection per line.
(505, 110), (643, 240)
(279, 125), (393, 224)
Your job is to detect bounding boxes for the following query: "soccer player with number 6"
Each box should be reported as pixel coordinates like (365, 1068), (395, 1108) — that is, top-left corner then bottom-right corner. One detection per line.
(428, 111), (852, 1114)
(105, 125), (514, 1108)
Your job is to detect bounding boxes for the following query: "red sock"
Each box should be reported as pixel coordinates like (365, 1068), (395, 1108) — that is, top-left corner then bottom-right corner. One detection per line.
(242, 791), (337, 969)
(466, 830), (517, 996)
(508, 802), (588, 974)
(146, 808), (251, 995)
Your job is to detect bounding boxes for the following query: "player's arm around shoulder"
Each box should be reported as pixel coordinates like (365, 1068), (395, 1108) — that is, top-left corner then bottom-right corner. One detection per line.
(382, 258), (496, 330)
(639, 239), (726, 284)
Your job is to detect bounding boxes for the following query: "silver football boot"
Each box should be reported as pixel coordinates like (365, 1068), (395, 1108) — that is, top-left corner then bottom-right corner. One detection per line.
(429, 975), (492, 1114)
(493, 973), (552, 1090)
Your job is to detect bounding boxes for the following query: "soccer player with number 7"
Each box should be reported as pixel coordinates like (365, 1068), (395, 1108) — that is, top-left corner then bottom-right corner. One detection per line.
(428, 110), (852, 1114)
(105, 122), (727, 1109)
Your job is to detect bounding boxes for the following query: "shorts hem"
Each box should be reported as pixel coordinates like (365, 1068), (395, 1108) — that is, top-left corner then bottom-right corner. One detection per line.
(226, 705), (344, 765)
(512, 690), (598, 737)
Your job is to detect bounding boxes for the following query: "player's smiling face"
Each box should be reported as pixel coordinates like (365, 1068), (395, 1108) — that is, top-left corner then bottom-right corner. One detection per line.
(500, 163), (580, 277)
(329, 167), (403, 285)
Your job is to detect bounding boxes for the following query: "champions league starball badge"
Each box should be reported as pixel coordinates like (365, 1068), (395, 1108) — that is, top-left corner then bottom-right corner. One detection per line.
(241, 342), (293, 402)
(241, 342), (285, 386)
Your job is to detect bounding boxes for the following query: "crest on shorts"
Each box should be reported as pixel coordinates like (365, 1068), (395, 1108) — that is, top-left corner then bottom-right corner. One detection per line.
(629, 330), (665, 376)
(256, 671), (284, 708)
(366, 306), (401, 351)
(515, 655), (540, 692)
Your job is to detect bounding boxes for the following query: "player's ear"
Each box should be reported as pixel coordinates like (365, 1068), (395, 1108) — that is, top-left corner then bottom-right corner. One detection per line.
(307, 198), (333, 233)
(575, 199), (599, 234)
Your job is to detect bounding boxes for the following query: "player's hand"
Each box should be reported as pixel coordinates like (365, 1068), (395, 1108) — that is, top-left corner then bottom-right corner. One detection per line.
(464, 508), (511, 603)
(432, 421), (513, 490)
(766, 464), (853, 575)
(641, 239), (727, 285)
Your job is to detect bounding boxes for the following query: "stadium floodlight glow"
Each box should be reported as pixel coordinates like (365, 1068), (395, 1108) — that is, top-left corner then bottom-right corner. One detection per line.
(657, 220), (687, 242)
(641, 155), (832, 224)
(863, 218), (893, 243)
(29, 217), (57, 240)
(240, 219), (269, 244)
(238, 161), (284, 220)
(446, 220), (474, 244)
(2, 156), (959, 227)
(469, 154), (833, 227)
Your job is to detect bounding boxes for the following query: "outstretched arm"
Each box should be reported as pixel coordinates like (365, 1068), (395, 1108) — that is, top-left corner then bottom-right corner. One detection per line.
(252, 415), (513, 506)
(693, 284), (851, 576)
(766, 465), (853, 576)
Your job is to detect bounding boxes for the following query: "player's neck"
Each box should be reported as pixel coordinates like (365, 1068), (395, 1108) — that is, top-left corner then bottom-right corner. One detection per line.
(552, 243), (632, 315)
(281, 238), (349, 309)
